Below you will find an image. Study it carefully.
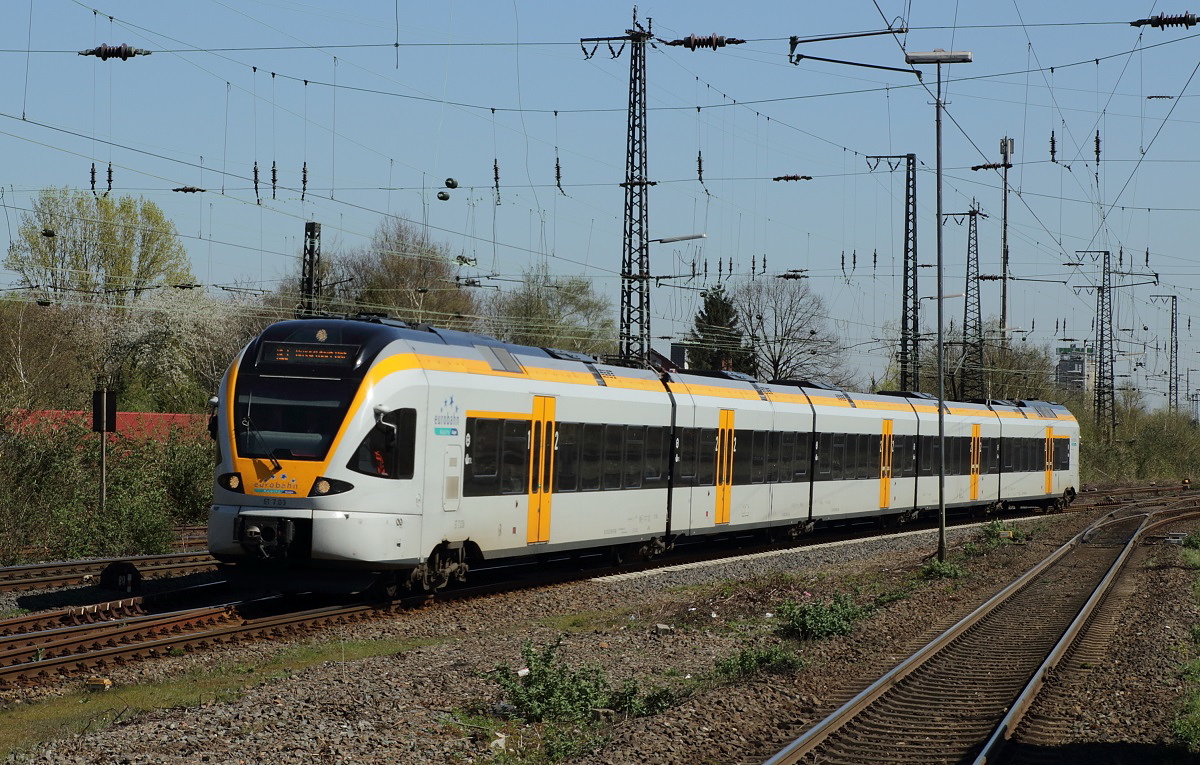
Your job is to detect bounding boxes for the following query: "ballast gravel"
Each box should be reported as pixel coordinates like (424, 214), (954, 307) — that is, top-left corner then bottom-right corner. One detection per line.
(4, 508), (1196, 764)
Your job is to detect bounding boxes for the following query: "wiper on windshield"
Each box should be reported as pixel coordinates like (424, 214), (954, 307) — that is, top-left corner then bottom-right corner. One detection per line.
(242, 389), (282, 472)
(241, 415), (282, 472)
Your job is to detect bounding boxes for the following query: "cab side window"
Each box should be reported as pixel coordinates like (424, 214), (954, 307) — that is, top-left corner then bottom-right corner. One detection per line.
(348, 408), (416, 479)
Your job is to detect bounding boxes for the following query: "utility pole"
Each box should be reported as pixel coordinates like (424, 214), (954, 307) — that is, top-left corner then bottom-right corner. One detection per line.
(867, 154), (919, 390)
(1093, 250), (1115, 440)
(581, 12), (742, 364)
(1073, 250), (1158, 440)
(1151, 294), (1179, 413)
(298, 221), (321, 318)
(971, 137), (1014, 346)
(946, 205), (987, 400)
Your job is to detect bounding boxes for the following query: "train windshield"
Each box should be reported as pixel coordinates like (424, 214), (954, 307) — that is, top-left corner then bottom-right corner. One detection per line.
(233, 376), (356, 461)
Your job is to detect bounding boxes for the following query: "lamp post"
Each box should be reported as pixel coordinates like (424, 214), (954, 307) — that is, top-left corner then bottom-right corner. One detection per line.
(905, 48), (972, 563)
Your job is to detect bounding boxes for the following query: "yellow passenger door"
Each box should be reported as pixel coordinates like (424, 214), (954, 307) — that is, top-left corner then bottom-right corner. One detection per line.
(714, 409), (734, 524)
(526, 396), (555, 544)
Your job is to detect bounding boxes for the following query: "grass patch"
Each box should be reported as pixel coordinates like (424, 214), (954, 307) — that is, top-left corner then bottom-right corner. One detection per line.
(921, 560), (966, 580)
(1183, 548), (1200, 571)
(1175, 659), (1200, 753)
(713, 644), (802, 679)
(538, 609), (630, 634)
(1175, 541), (1200, 753)
(979, 520), (1027, 548)
(0, 636), (437, 759)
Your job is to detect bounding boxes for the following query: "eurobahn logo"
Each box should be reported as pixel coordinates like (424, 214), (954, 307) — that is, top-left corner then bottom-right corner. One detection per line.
(434, 395), (461, 436)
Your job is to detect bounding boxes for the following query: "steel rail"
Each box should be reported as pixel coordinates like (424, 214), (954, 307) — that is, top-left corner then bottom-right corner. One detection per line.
(760, 500), (1190, 765)
(971, 504), (1200, 763)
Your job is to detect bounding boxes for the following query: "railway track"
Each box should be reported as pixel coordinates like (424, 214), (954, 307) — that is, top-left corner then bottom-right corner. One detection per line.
(0, 552), (216, 593)
(758, 499), (1200, 765)
(0, 490), (1183, 693)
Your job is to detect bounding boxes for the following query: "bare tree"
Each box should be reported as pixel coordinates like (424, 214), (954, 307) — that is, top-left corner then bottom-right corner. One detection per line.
(479, 261), (616, 354)
(336, 218), (480, 330)
(731, 277), (858, 387)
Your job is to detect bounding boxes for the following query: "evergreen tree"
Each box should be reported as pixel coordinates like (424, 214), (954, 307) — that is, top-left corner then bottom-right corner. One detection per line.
(686, 284), (756, 374)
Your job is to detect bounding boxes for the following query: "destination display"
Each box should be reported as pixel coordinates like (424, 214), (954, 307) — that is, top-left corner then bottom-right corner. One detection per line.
(260, 341), (359, 367)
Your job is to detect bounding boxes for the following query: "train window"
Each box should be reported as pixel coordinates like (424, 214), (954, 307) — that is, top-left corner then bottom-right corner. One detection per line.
(830, 433), (845, 481)
(766, 431), (781, 483)
(845, 434), (860, 479)
(1053, 439), (1070, 470)
(555, 423), (580, 492)
(750, 431), (767, 484)
(777, 431), (793, 483)
(580, 423), (603, 491)
(463, 418), (500, 496)
(867, 434), (882, 479)
(899, 435), (912, 478)
(677, 428), (697, 485)
(698, 428), (717, 486)
(603, 424), (624, 490)
(815, 433), (831, 479)
(500, 420), (529, 494)
(624, 425), (645, 489)
(233, 377), (354, 461)
(347, 408), (416, 480)
(643, 427), (665, 487)
(732, 429), (752, 485)
(794, 432), (812, 480)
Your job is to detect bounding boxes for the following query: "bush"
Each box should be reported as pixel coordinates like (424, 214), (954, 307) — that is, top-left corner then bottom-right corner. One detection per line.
(1184, 531), (1200, 550)
(0, 417), (213, 562)
(713, 645), (802, 679)
(489, 638), (676, 724)
(776, 594), (869, 640)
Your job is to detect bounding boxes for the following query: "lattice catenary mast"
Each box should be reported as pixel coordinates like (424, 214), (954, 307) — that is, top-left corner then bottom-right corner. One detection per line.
(581, 12), (742, 364)
(867, 154), (919, 390)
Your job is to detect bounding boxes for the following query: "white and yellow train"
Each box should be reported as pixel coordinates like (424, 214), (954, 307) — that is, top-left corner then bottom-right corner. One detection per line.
(208, 316), (1079, 591)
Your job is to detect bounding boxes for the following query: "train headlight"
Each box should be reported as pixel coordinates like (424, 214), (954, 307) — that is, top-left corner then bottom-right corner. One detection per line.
(309, 477), (354, 497)
(218, 473), (244, 493)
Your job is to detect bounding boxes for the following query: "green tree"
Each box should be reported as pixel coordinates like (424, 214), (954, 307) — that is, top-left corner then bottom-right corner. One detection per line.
(4, 187), (193, 308)
(685, 284), (756, 374)
(480, 261), (616, 353)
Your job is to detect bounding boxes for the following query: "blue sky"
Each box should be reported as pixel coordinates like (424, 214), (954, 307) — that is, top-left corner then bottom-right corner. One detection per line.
(2, 1), (1198, 400)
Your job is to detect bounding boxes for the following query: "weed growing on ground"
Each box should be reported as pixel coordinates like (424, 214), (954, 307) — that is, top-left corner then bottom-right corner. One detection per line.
(1173, 540), (1200, 753)
(776, 594), (869, 640)
(921, 560), (965, 580)
(713, 644), (803, 679)
(488, 638), (677, 724)
(979, 520), (1026, 549)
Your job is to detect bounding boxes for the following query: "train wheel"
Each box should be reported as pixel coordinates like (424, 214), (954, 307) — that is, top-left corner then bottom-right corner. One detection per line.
(369, 572), (400, 601)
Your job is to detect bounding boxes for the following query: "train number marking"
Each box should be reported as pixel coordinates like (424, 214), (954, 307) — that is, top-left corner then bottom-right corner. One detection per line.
(261, 498), (286, 507)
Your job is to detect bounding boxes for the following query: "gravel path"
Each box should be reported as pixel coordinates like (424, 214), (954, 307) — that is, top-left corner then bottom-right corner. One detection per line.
(3, 509), (1195, 764)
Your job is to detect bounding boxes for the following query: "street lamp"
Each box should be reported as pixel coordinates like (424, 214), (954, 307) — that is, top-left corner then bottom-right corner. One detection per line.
(650, 233), (706, 245)
(905, 48), (972, 563)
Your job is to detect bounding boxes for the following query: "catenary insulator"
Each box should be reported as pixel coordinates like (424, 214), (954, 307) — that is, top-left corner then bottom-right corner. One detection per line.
(1131, 12), (1197, 28)
(78, 43), (152, 61)
(662, 34), (745, 51)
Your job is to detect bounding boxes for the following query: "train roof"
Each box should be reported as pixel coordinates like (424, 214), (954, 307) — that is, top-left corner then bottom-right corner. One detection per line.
(247, 317), (1075, 421)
